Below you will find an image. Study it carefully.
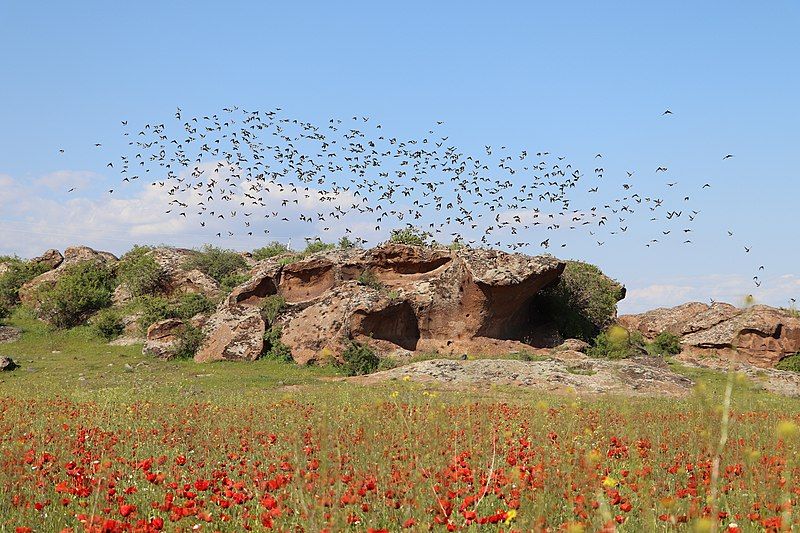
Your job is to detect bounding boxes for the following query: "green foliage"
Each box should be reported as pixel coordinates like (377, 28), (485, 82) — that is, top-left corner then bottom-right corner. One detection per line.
(389, 226), (430, 247)
(260, 295), (286, 325)
(587, 326), (646, 360)
(357, 269), (384, 291)
(376, 357), (398, 371)
(175, 292), (214, 320)
(338, 341), (380, 376)
(303, 238), (336, 255)
(183, 245), (247, 284)
(0, 299), (10, 321)
(252, 242), (291, 261)
(117, 252), (167, 297)
(37, 262), (116, 329)
(0, 259), (50, 312)
(776, 354), (800, 372)
(137, 295), (176, 333)
(90, 308), (124, 340)
(262, 325), (293, 362)
(220, 273), (250, 294)
(277, 255), (302, 266)
(173, 324), (205, 359)
(649, 331), (682, 356)
(338, 236), (358, 249)
(538, 261), (624, 342)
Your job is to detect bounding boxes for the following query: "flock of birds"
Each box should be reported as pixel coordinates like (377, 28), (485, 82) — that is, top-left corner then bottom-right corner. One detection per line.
(58, 106), (773, 295)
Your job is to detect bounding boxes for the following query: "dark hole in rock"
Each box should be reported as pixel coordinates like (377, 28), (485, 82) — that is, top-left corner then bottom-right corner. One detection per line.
(351, 301), (420, 351)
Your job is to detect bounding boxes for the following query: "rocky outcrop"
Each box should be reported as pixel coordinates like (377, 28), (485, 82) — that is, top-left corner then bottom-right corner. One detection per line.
(195, 244), (608, 364)
(353, 354), (694, 397)
(619, 303), (800, 368)
(31, 249), (64, 270)
(19, 246), (118, 308)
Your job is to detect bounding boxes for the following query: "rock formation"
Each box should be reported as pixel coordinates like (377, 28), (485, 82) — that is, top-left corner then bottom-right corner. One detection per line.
(619, 303), (800, 367)
(195, 244), (610, 364)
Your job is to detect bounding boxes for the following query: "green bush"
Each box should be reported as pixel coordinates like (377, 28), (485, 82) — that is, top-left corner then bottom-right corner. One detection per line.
(118, 252), (167, 297)
(537, 261), (625, 342)
(220, 273), (250, 294)
(174, 324), (205, 359)
(303, 238), (336, 255)
(175, 292), (214, 320)
(648, 331), (682, 356)
(338, 341), (380, 376)
(91, 308), (124, 340)
(262, 325), (293, 362)
(0, 259), (50, 311)
(183, 245), (247, 284)
(252, 242), (291, 261)
(338, 236), (358, 249)
(0, 300), (10, 322)
(357, 269), (384, 290)
(389, 227), (430, 247)
(587, 326), (646, 360)
(260, 295), (286, 325)
(37, 262), (116, 328)
(137, 295), (176, 333)
(776, 354), (800, 372)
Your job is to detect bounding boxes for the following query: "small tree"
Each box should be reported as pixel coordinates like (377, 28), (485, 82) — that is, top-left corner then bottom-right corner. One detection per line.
(303, 238), (335, 255)
(183, 245), (247, 284)
(262, 325), (293, 362)
(389, 227), (430, 247)
(174, 324), (205, 359)
(338, 341), (380, 376)
(649, 331), (682, 356)
(252, 242), (291, 261)
(118, 253), (168, 297)
(91, 308), (124, 340)
(38, 262), (116, 328)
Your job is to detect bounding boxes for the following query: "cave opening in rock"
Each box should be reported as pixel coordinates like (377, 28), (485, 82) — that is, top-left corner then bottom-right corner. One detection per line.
(351, 301), (421, 351)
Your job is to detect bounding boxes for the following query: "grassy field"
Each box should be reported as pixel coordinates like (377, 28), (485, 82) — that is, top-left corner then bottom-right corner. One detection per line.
(2, 309), (800, 532)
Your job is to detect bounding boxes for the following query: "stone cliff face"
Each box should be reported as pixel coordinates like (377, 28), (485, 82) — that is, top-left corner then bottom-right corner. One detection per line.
(195, 244), (575, 364)
(619, 303), (800, 368)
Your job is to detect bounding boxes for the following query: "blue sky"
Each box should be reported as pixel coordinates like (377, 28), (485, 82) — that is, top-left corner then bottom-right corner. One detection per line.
(0, 1), (798, 313)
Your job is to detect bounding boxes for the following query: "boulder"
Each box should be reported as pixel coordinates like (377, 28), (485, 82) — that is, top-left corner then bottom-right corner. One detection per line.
(556, 338), (590, 353)
(19, 246), (118, 308)
(0, 356), (18, 371)
(620, 303), (800, 368)
(142, 318), (185, 359)
(31, 249), (64, 270)
(196, 244), (601, 364)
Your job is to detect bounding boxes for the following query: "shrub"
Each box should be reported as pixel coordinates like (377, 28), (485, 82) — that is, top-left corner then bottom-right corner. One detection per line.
(649, 331), (682, 356)
(137, 295), (176, 333)
(338, 341), (380, 376)
(173, 324), (205, 359)
(537, 261), (625, 342)
(303, 238), (335, 255)
(776, 354), (800, 372)
(220, 273), (250, 294)
(262, 325), (293, 362)
(183, 245), (247, 284)
(0, 259), (50, 311)
(37, 262), (116, 328)
(91, 308), (124, 340)
(117, 252), (167, 297)
(338, 236), (358, 249)
(260, 295), (286, 325)
(175, 292), (214, 320)
(587, 325), (646, 360)
(357, 269), (384, 291)
(252, 242), (291, 261)
(389, 227), (430, 247)
(0, 300), (10, 322)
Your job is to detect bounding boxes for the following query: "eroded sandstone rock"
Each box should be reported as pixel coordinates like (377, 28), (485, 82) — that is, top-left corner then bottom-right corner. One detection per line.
(620, 303), (800, 368)
(196, 244), (584, 364)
